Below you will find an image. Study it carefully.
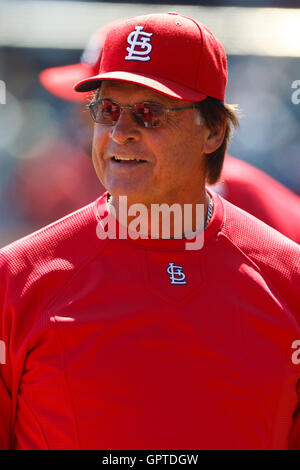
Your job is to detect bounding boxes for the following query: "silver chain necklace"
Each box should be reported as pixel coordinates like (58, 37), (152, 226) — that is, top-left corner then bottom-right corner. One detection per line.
(106, 191), (214, 236)
(205, 192), (213, 228)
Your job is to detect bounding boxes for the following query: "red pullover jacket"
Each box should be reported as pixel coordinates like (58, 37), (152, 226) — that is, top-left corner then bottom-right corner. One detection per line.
(213, 155), (300, 244)
(0, 190), (300, 449)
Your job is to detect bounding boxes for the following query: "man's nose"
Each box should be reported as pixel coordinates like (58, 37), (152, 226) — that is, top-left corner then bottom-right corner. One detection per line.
(109, 108), (141, 144)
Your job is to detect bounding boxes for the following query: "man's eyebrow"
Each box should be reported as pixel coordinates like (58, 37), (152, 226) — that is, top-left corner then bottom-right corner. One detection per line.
(98, 92), (183, 108)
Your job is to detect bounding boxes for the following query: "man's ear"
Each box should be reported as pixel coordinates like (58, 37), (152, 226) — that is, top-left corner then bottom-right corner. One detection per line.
(203, 122), (226, 155)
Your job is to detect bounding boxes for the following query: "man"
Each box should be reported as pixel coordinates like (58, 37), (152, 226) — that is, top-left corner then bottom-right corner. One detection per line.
(39, 21), (114, 103)
(0, 12), (300, 450)
(40, 21), (300, 243)
(9, 25), (111, 230)
(214, 155), (300, 243)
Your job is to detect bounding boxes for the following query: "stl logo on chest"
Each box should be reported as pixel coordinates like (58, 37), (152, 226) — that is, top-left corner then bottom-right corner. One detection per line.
(167, 262), (187, 285)
(145, 252), (204, 304)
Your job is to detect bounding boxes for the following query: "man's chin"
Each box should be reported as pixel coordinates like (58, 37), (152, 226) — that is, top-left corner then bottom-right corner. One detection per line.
(105, 186), (152, 206)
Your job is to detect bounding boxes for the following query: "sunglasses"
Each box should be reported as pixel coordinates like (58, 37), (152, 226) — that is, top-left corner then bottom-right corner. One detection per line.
(87, 98), (195, 128)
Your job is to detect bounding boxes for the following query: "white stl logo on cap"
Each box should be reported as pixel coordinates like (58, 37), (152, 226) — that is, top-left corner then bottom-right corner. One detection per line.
(125, 26), (153, 62)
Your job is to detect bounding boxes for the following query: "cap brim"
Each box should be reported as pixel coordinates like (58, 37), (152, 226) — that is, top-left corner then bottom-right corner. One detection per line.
(74, 71), (207, 102)
(40, 63), (95, 102)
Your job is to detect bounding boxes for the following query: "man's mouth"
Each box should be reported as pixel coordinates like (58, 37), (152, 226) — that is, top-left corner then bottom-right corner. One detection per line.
(111, 156), (147, 164)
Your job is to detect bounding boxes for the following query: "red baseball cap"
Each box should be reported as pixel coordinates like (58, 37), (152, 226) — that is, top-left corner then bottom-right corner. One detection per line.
(39, 22), (116, 102)
(74, 12), (228, 102)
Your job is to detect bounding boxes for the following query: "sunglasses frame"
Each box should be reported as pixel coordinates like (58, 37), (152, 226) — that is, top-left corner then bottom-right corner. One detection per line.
(87, 98), (195, 128)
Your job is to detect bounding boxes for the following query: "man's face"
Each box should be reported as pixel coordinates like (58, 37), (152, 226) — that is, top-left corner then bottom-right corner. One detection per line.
(92, 81), (211, 207)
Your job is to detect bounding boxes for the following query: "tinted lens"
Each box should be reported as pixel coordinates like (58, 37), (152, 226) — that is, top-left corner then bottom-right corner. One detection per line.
(134, 102), (165, 128)
(102, 100), (120, 123)
(89, 100), (166, 127)
(89, 100), (120, 124)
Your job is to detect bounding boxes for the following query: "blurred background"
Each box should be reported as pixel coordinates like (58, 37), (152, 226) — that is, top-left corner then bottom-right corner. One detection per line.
(0, 0), (300, 247)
